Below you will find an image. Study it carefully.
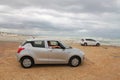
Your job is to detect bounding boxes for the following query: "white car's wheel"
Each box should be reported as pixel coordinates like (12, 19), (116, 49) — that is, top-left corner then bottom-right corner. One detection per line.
(21, 57), (33, 68)
(69, 57), (81, 67)
(96, 43), (100, 46)
(84, 43), (87, 46)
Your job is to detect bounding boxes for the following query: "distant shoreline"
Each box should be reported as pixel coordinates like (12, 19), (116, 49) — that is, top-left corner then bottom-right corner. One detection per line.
(0, 40), (120, 48)
(0, 34), (120, 47)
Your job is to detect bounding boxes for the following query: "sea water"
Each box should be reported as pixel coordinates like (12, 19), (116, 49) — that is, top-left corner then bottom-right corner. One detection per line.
(68, 37), (120, 47)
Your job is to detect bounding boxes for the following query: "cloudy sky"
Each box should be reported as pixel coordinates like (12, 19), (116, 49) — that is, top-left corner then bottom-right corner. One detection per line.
(0, 0), (120, 38)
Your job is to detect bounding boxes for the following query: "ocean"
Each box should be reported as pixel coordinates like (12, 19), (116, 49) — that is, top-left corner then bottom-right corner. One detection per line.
(0, 35), (120, 46)
(67, 37), (120, 47)
(99, 39), (120, 46)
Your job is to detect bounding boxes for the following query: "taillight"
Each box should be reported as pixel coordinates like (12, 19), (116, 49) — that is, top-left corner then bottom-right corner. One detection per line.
(17, 47), (25, 53)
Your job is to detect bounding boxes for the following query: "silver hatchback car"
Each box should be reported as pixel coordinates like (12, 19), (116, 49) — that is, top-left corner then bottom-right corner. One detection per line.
(16, 39), (85, 68)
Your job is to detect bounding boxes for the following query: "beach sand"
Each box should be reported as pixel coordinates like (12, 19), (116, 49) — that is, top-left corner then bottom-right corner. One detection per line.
(0, 41), (120, 80)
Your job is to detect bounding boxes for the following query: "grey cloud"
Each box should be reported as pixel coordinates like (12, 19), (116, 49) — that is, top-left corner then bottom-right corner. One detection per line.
(0, 0), (120, 38)
(89, 28), (120, 39)
(0, 0), (119, 13)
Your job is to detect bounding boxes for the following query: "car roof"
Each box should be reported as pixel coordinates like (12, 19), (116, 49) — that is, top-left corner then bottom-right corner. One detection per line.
(26, 38), (60, 41)
(82, 38), (94, 40)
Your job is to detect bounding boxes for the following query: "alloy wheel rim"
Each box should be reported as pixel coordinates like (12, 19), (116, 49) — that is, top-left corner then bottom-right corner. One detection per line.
(23, 59), (31, 67)
(72, 58), (79, 66)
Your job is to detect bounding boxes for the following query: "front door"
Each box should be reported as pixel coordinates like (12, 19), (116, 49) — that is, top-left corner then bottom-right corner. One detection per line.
(48, 49), (68, 64)
(47, 40), (68, 64)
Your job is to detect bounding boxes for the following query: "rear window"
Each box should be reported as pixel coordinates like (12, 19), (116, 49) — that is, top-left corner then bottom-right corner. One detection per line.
(33, 41), (45, 48)
(21, 40), (45, 48)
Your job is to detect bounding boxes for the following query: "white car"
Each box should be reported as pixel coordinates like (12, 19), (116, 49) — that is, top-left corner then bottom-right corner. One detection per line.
(16, 39), (85, 68)
(80, 39), (100, 46)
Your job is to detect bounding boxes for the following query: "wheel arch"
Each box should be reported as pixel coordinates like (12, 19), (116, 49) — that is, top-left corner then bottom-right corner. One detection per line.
(20, 55), (34, 64)
(96, 43), (100, 46)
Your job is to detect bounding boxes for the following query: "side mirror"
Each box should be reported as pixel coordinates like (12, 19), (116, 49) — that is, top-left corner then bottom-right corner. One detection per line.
(61, 47), (66, 49)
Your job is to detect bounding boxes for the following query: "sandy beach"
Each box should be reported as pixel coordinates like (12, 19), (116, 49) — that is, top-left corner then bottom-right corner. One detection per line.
(0, 41), (120, 80)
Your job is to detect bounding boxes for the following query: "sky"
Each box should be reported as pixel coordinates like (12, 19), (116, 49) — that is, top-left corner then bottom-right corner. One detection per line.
(0, 0), (120, 38)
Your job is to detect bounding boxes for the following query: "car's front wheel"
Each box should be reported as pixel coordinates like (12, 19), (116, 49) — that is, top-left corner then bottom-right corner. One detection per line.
(69, 57), (81, 67)
(21, 57), (34, 68)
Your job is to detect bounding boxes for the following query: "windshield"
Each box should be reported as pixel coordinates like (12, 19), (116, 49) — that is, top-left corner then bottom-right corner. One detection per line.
(60, 41), (72, 49)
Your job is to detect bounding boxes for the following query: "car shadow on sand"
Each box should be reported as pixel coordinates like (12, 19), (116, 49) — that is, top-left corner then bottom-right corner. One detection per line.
(29, 57), (90, 68)
(33, 64), (69, 68)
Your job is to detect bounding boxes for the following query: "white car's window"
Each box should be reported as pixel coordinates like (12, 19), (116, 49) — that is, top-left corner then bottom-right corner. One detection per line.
(86, 39), (96, 42)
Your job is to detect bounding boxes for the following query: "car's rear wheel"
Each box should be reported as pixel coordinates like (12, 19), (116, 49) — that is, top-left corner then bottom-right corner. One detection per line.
(96, 43), (100, 46)
(21, 57), (34, 68)
(69, 57), (81, 67)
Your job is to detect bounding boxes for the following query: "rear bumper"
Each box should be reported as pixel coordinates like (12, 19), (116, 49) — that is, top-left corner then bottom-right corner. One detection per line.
(16, 53), (21, 62)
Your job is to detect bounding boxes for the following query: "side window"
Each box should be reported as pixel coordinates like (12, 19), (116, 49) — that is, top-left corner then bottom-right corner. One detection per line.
(86, 39), (89, 41)
(91, 39), (96, 42)
(50, 41), (58, 46)
(33, 41), (45, 48)
(86, 39), (90, 41)
(47, 41), (62, 49)
(89, 39), (95, 42)
(86, 39), (95, 42)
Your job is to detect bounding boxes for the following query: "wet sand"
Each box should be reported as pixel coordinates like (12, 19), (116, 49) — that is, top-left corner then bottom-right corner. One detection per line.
(0, 41), (120, 80)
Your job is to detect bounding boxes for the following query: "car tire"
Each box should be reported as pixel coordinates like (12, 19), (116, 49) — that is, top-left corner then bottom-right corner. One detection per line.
(21, 57), (34, 68)
(96, 43), (100, 46)
(69, 57), (81, 67)
(81, 44), (84, 46)
(84, 43), (87, 46)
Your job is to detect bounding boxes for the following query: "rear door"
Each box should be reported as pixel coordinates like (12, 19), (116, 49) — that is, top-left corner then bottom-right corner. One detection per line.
(31, 40), (49, 64)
